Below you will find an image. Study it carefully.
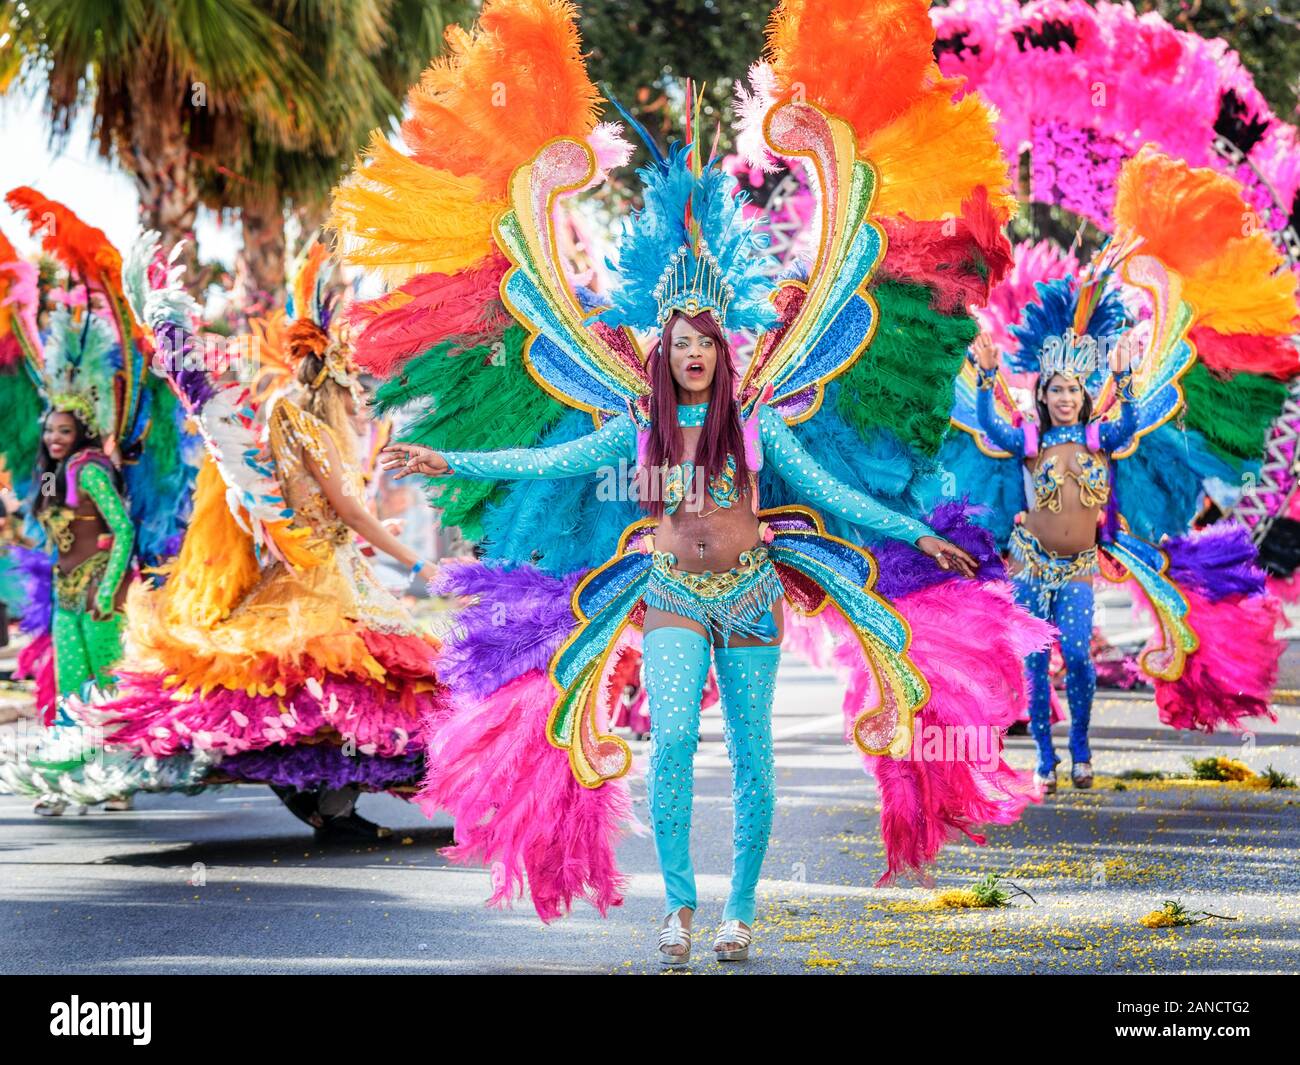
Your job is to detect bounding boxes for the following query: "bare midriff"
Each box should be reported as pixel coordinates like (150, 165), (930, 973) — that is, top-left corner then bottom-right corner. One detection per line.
(42, 493), (127, 611)
(1018, 441), (1103, 562)
(641, 423), (783, 643)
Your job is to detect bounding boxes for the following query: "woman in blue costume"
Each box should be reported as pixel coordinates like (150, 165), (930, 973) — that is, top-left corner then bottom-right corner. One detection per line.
(383, 122), (979, 963)
(970, 327), (1135, 792)
(388, 315), (976, 965)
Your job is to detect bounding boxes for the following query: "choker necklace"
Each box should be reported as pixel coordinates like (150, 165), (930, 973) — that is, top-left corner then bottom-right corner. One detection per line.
(1041, 424), (1087, 447)
(676, 403), (709, 427)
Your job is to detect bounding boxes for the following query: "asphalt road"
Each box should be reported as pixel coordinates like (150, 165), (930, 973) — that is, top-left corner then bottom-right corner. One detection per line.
(2, 648), (1297, 975)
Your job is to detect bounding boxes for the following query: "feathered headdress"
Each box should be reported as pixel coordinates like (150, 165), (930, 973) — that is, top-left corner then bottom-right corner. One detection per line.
(3, 189), (137, 439)
(596, 83), (778, 335)
(285, 243), (359, 394)
(40, 306), (121, 435)
(1007, 251), (1131, 396)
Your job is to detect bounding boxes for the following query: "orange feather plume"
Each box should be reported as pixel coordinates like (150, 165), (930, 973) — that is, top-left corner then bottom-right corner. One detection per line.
(1114, 147), (1258, 276)
(867, 91), (1017, 222)
(330, 0), (602, 284)
(764, 0), (1014, 223)
(766, 0), (961, 141)
(402, 0), (602, 199)
(1115, 146), (1299, 334)
(155, 457), (263, 629)
(5, 187), (123, 296)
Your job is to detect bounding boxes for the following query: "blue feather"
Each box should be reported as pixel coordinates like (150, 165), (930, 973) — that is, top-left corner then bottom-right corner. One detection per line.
(603, 89), (665, 170)
(595, 141), (778, 334)
(1007, 277), (1128, 393)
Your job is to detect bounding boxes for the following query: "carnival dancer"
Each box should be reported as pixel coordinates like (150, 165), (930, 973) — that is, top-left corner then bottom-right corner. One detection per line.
(0, 193), (198, 814)
(100, 243), (447, 839)
(946, 147), (1291, 787)
(970, 328), (1136, 791)
(385, 294), (979, 959)
(334, 0), (1054, 965)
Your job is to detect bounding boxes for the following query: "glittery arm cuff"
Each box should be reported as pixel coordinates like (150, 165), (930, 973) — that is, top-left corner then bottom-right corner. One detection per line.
(1097, 370), (1139, 451)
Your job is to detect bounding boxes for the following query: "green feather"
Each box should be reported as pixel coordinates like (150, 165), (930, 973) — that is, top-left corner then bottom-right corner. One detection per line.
(835, 280), (978, 458)
(374, 324), (568, 540)
(1181, 363), (1287, 463)
(0, 369), (43, 495)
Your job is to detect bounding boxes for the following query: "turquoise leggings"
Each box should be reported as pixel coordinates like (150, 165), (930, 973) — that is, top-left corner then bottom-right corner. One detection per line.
(642, 627), (780, 925)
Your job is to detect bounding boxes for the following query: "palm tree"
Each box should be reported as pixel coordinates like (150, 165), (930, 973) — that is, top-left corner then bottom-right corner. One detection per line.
(208, 0), (473, 310)
(2, 0), (471, 302)
(1, 0), (334, 274)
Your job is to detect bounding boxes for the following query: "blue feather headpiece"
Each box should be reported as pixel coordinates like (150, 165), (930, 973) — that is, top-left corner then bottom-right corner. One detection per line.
(1008, 275), (1129, 396)
(596, 87), (777, 335)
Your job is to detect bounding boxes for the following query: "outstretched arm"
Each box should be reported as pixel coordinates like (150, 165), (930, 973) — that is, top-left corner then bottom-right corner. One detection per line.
(760, 408), (934, 545)
(759, 411), (976, 574)
(305, 427), (427, 571)
(78, 462), (134, 618)
(380, 416), (636, 481)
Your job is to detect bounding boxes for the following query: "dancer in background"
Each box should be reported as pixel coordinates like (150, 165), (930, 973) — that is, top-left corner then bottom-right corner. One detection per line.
(947, 147), (1291, 791)
(101, 243), (447, 839)
(0, 193), (197, 815)
(970, 327), (1135, 790)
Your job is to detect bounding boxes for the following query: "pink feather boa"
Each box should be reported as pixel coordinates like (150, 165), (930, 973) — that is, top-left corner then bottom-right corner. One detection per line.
(1128, 582), (1283, 732)
(932, 1), (1300, 234)
(786, 579), (1051, 885)
(414, 669), (633, 923)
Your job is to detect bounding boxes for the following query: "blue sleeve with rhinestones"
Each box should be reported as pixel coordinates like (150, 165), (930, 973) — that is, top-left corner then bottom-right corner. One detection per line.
(758, 407), (936, 545)
(440, 415), (636, 480)
(1097, 370), (1138, 452)
(975, 375), (1026, 457)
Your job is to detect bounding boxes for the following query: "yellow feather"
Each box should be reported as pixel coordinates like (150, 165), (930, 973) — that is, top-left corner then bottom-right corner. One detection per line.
(865, 90), (1017, 222)
(1184, 236), (1300, 335)
(329, 133), (504, 284)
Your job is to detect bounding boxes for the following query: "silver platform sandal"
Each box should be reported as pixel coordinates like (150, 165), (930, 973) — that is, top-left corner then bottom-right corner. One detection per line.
(658, 909), (692, 967)
(712, 919), (752, 962)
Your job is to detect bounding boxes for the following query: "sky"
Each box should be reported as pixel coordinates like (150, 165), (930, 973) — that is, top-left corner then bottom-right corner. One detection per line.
(0, 90), (240, 266)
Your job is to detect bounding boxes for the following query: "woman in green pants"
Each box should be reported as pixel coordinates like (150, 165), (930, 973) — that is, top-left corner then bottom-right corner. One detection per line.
(28, 405), (135, 814)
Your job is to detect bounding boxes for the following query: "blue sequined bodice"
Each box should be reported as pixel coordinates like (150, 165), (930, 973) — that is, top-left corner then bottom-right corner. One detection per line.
(662, 403), (742, 515)
(1033, 424), (1111, 511)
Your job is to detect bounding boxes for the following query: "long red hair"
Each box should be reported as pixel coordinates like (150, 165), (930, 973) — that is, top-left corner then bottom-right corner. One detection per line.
(641, 310), (749, 517)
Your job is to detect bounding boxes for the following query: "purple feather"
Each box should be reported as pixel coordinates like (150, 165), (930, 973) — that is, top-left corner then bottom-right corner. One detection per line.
(155, 321), (216, 410)
(1164, 525), (1267, 601)
(432, 562), (584, 697)
(873, 500), (1006, 599)
(13, 546), (52, 635)
(217, 745), (423, 791)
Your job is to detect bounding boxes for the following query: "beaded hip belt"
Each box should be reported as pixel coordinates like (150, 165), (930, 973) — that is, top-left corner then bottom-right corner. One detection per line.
(644, 545), (784, 645)
(1009, 522), (1098, 612)
(54, 550), (111, 612)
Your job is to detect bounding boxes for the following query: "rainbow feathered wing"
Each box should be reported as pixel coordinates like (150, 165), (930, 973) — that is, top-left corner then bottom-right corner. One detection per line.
(332, 0), (1054, 919)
